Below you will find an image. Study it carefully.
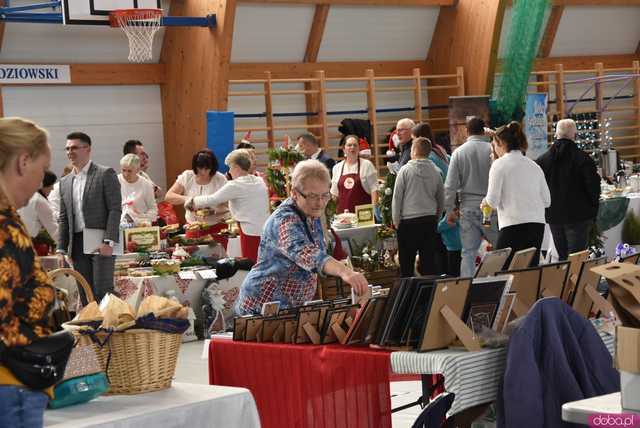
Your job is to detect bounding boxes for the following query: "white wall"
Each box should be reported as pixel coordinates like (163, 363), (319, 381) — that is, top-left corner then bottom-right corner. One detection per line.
(3, 85), (167, 187)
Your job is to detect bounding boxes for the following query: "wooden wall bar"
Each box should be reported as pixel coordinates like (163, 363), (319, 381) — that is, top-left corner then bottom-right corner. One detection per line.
(229, 61), (430, 80)
(517, 59), (640, 159)
(229, 67), (465, 172)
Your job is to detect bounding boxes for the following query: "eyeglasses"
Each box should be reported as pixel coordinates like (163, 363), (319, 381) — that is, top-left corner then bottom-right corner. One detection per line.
(296, 188), (331, 202)
(397, 128), (411, 133)
(65, 145), (89, 153)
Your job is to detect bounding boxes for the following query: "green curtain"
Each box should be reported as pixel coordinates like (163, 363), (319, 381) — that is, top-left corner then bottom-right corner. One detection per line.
(494, 0), (550, 126)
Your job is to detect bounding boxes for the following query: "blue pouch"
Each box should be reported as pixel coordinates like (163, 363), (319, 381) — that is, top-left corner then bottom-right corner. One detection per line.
(48, 372), (109, 409)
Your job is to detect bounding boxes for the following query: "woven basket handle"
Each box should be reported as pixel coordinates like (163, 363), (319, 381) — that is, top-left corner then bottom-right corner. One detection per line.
(48, 268), (96, 304)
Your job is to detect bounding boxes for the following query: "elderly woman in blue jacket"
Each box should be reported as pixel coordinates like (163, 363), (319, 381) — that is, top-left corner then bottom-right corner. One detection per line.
(236, 160), (368, 315)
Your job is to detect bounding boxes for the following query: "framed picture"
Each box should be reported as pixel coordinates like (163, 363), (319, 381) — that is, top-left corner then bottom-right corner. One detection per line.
(355, 204), (375, 226)
(123, 226), (161, 252)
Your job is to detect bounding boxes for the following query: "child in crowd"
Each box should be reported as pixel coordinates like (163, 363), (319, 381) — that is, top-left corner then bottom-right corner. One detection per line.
(438, 207), (462, 277)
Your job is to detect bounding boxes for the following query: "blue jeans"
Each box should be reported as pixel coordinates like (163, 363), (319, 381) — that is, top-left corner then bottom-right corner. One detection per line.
(0, 385), (48, 428)
(459, 207), (498, 277)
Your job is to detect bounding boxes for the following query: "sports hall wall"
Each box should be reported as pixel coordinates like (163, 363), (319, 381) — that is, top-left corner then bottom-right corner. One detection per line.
(0, 0), (168, 186)
(4, 1), (640, 188)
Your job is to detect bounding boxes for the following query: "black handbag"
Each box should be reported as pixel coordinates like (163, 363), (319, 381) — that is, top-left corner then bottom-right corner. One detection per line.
(1, 330), (74, 390)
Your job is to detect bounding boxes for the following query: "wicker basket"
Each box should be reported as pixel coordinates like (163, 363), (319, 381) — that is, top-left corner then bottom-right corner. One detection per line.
(50, 268), (183, 395)
(87, 329), (181, 395)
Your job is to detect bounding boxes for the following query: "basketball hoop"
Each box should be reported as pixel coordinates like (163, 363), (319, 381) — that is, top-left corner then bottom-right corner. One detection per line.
(110, 9), (163, 63)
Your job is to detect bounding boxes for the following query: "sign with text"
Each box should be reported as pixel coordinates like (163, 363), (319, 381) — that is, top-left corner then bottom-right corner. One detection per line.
(0, 65), (71, 84)
(524, 92), (549, 160)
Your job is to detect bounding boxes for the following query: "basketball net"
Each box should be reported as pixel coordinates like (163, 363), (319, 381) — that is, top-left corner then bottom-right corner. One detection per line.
(110, 9), (163, 63)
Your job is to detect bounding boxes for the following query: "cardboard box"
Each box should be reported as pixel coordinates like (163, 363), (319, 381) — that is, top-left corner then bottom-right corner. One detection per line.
(616, 326), (640, 411)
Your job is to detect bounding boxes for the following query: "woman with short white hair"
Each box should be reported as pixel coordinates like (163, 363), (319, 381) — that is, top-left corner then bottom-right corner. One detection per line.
(118, 153), (157, 224)
(234, 159), (368, 315)
(186, 149), (269, 262)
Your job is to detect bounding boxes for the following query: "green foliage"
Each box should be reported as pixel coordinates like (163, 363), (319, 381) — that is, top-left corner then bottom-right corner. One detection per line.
(267, 147), (305, 168)
(494, 0), (550, 126)
(377, 173), (396, 227)
(622, 211), (640, 245)
(265, 167), (287, 198)
(588, 222), (604, 249)
(33, 229), (56, 247)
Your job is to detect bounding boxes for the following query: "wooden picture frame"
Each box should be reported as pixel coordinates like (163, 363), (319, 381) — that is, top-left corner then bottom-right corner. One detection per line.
(571, 256), (607, 318)
(233, 316), (250, 341)
(123, 226), (161, 252)
(538, 261), (570, 299)
(343, 297), (385, 345)
(245, 317), (264, 342)
(462, 275), (512, 336)
(378, 278), (416, 347)
(475, 248), (512, 278)
(563, 250), (590, 302)
(620, 253), (640, 265)
(498, 266), (541, 317)
(494, 292), (516, 333)
(261, 316), (291, 343)
(295, 308), (322, 344)
(401, 280), (437, 347)
(283, 318), (298, 343)
(417, 277), (479, 352)
(507, 247), (537, 271)
(355, 204), (375, 226)
(320, 308), (350, 344)
(261, 301), (280, 317)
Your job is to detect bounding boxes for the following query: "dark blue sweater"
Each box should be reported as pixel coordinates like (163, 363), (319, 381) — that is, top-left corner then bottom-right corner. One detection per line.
(497, 298), (619, 428)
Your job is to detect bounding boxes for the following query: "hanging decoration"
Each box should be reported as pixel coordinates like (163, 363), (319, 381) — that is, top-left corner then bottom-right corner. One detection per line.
(493, 0), (550, 126)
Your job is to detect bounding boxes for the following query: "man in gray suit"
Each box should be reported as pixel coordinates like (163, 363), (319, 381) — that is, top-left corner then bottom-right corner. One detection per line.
(57, 132), (121, 302)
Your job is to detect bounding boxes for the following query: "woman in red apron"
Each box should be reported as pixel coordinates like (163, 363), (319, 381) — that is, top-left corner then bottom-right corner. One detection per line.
(331, 135), (378, 214)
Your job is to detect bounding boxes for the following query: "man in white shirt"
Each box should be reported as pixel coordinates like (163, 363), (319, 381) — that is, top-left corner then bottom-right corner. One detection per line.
(57, 132), (121, 302)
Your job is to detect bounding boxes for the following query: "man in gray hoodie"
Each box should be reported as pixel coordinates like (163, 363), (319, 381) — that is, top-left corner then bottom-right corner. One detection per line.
(392, 137), (444, 277)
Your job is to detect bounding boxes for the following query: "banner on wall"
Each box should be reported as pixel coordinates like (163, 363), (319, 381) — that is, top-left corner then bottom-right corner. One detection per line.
(524, 93), (548, 160)
(0, 65), (71, 84)
(206, 111), (235, 174)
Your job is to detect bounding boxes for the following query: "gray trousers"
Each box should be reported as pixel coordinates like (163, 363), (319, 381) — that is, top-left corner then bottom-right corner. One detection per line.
(72, 232), (115, 303)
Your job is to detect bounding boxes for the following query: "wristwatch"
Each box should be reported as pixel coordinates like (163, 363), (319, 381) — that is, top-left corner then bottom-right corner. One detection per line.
(102, 239), (115, 247)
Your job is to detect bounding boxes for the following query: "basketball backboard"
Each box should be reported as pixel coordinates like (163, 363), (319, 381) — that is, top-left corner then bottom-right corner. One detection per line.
(61, 0), (162, 26)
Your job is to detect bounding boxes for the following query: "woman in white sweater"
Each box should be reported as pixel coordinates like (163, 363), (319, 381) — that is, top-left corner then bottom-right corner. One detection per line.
(118, 154), (158, 225)
(186, 149), (269, 263)
(481, 121), (551, 267)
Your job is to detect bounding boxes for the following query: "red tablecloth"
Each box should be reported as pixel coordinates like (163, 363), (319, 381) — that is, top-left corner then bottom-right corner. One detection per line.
(208, 339), (392, 428)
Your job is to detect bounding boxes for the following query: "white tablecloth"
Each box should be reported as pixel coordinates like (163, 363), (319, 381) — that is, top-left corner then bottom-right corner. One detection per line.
(391, 331), (615, 416)
(562, 392), (638, 425)
(44, 382), (261, 428)
(602, 194), (640, 259)
(333, 224), (381, 250)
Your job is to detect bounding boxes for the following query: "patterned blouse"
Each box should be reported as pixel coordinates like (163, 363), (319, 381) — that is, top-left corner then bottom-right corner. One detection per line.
(236, 198), (331, 315)
(0, 191), (55, 348)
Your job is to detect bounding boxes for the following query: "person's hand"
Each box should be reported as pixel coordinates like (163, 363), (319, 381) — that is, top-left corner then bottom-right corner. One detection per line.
(98, 244), (113, 257)
(484, 127), (496, 139)
(341, 270), (368, 296)
(57, 252), (67, 268)
(184, 197), (195, 211)
(446, 210), (458, 225)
